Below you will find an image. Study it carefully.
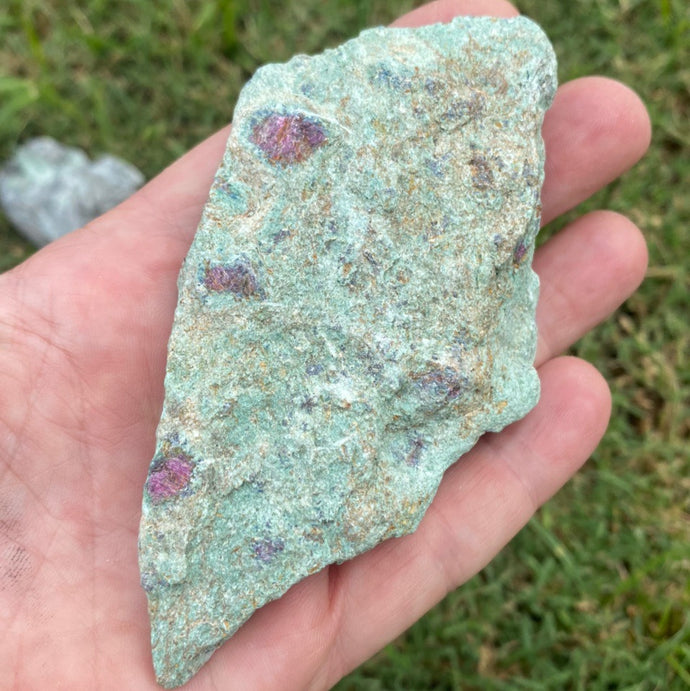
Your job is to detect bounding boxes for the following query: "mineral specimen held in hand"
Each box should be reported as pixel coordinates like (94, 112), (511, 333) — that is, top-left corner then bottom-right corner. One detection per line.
(139, 16), (557, 687)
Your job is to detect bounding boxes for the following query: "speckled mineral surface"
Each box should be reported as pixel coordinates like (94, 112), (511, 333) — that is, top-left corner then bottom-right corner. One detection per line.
(139, 16), (557, 688)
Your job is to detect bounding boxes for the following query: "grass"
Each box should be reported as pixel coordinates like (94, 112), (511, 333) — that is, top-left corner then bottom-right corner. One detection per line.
(1, 0), (688, 687)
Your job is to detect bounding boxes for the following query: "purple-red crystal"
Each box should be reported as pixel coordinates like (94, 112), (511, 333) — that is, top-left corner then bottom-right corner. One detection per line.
(250, 112), (327, 164)
(513, 240), (527, 265)
(251, 537), (285, 563)
(204, 260), (259, 297)
(147, 455), (194, 503)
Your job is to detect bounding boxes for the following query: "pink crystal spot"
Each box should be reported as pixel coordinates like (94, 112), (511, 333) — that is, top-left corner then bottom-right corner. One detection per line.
(147, 455), (194, 503)
(204, 261), (259, 297)
(513, 240), (527, 265)
(251, 537), (285, 564)
(250, 112), (327, 164)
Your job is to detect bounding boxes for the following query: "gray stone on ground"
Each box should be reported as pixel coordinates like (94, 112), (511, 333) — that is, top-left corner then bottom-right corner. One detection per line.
(138, 15), (557, 688)
(0, 136), (144, 246)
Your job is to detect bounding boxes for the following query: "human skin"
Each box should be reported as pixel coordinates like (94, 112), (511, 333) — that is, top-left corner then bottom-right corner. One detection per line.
(0, 0), (650, 689)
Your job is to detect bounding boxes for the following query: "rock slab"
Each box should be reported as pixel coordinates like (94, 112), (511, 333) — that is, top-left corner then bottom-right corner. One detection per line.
(0, 137), (144, 246)
(139, 16), (557, 688)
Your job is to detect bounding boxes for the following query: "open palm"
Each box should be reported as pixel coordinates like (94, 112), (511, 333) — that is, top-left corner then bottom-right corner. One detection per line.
(0, 1), (650, 689)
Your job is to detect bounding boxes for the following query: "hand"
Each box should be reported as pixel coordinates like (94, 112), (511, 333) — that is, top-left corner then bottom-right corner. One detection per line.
(0, 0), (650, 688)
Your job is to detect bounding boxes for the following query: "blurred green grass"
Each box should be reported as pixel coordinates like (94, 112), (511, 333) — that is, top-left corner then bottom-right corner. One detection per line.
(1, 0), (688, 687)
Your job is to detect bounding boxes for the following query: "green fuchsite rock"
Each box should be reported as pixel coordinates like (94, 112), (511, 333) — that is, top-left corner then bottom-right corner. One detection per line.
(139, 16), (557, 687)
